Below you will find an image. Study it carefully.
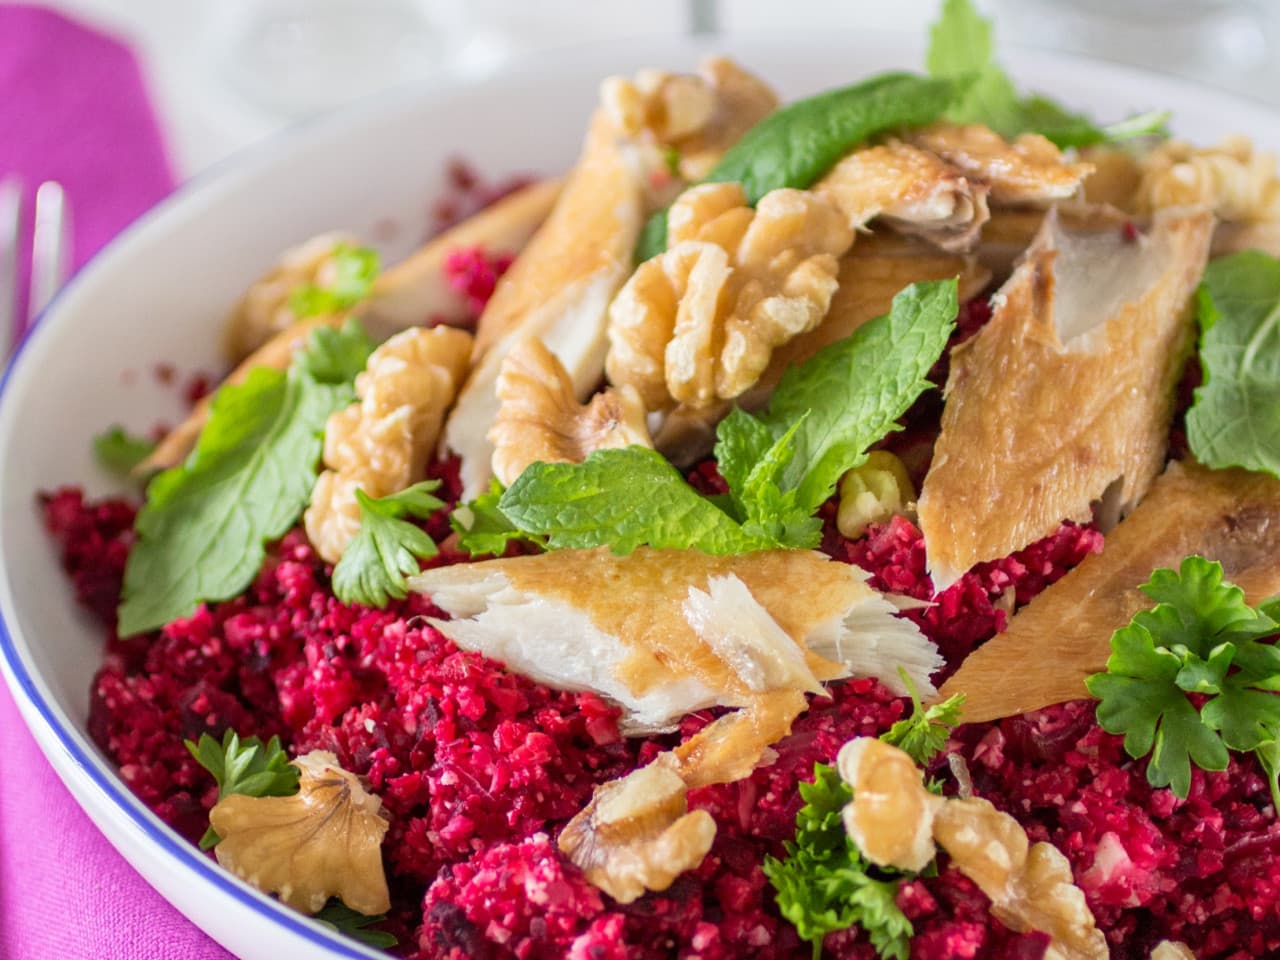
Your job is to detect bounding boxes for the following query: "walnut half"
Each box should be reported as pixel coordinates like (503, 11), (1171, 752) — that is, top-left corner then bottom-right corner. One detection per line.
(605, 182), (853, 412)
(489, 338), (652, 486)
(305, 326), (472, 564)
(209, 751), (391, 917)
(836, 738), (1107, 960)
(557, 758), (716, 905)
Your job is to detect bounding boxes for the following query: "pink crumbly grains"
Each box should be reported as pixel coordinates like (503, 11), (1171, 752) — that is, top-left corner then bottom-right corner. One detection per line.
(42, 470), (1274, 954)
(441, 247), (515, 324)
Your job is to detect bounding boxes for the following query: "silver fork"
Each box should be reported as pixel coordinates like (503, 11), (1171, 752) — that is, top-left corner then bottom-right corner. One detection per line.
(0, 177), (72, 363)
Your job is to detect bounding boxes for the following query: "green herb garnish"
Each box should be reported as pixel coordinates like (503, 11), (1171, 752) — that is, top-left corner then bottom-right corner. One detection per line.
(497, 279), (957, 555)
(450, 479), (546, 558)
(314, 900), (398, 949)
(1086, 556), (1280, 800)
(185, 730), (299, 849)
(763, 763), (913, 960)
(926, 0), (1169, 148)
(289, 243), (380, 318)
(636, 73), (967, 261)
(332, 481), (445, 607)
(93, 426), (156, 475)
(118, 320), (374, 636)
(1186, 250), (1280, 478)
(881, 669), (966, 770)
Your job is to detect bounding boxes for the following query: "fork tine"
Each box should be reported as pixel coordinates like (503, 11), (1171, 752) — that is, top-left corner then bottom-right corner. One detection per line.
(0, 177), (19, 363)
(29, 181), (70, 327)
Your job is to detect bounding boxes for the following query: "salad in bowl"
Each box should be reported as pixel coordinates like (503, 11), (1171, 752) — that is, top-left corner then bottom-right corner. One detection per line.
(34, 2), (1280, 957)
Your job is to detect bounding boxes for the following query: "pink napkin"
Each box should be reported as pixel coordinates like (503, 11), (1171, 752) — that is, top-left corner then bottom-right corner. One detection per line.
(0, 5), (232, 958)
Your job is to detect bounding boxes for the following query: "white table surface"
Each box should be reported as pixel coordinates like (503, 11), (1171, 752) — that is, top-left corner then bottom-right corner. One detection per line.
(33, 0), (1280, 180)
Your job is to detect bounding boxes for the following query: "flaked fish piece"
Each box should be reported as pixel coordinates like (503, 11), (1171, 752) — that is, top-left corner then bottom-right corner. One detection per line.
(813, 141), (990, 252)
(411, 547), (938, 731)
(654, 232), (991, 466)
(911, 123), (1093, 205)
(939, 461), (1280, 723)
(447, 61), (778, 497)
(140, 180), (559, 474)
(918, 206), (1214, 591)
(413, 547), (937, 901)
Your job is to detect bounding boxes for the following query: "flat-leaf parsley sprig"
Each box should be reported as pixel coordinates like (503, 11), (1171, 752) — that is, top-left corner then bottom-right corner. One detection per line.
(332, 480), (446, 607)
(1086, 556), (1280, 801)
(185, 730), (299, 849)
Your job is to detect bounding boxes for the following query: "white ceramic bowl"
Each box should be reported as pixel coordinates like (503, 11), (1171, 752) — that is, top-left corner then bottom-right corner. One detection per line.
(3, 32), (1279, 960)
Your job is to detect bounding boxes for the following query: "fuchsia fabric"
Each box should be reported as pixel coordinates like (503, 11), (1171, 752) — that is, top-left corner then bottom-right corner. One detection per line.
(0, 5), (232, 958)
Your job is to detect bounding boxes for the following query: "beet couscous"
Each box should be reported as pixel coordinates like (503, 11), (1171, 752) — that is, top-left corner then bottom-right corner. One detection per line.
(33, 3), (1280, 957)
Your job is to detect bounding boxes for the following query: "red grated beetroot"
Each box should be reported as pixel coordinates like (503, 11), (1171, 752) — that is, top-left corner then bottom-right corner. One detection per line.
(440, 246), (515, 324)
(44, 483), (1280, 959)
(831, 514), (1103, 669)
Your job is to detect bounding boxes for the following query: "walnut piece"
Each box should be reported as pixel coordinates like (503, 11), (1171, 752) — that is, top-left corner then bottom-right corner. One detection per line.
(606, 182), (854, 411)
(209, 750), (391, 916)
(836, 739), (1107, 960)
(558, 758), (716, 904)
(1150, 942), (1196, 960)
(489, 338), (652, 486)
(305, 326), (472, 563)
(1134, 136), (1280, 222)
(224, 232), (354, 362)
(836, 451), (915, 540)
(933, 798), (1107, 960)
(836, 737), (941, 872)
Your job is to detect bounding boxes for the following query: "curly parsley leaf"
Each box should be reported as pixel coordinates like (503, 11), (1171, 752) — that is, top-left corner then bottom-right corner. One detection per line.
(314, 900), (398, 949)
(289, 243), (380, 318)
(93, 426), (157, 475)
(881, 669), (965, 769)
(500, 447), (778, 555)
(927, 0), (1168, 147)
(764, 763), (913, 960)
(1186, 251), (1280, 478)
(636, 72), (967, 261)
(450, 480), (546, 558)
(1086, 556), (1280, 798)
(332, 481), (444, 607)
(118, 320), (374, 636)
(185, 730), (299, 849)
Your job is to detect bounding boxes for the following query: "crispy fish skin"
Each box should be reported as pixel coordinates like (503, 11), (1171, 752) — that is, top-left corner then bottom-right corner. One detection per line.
(918, 206), (1214, 590)
(938, 461), (1280, 723)
(910, 123), (1093, 205)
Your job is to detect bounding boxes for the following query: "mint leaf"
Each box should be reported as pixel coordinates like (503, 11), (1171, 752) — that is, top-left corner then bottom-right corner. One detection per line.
(450, 480), (545, 557)
(637, 72), (966, 261)
(764, 763), (912, 960)
(1186, 251), (1280, 478)
(118, 321), (374, 636)
(760, 279), (957, 514)
(926, 0), (1168, 148)
(185, 730), (299, 849)
(1086, 556), (1280, 797)
(314, 900), (398, 949)
(93, 426), (156, 475)
(289, 243), (380, 318)
(499, 447), (776, 555)
(715, 411), (822, 548)
(881, 669), (965, 768)
(332, 481), (444, 607)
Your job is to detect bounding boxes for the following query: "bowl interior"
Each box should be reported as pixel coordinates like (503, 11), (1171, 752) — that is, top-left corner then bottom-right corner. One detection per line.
(2, 31), (1280, 958)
